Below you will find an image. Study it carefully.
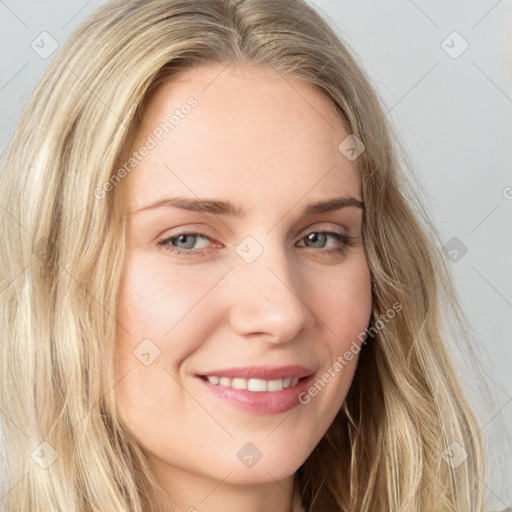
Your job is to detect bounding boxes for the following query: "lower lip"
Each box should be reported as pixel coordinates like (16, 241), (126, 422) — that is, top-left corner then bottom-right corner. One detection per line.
(195, 374), (315, 415)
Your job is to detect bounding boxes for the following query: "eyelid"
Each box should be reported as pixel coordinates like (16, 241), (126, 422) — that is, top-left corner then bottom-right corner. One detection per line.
(158, 225), (219, 243)
(298, 221), (348, 235)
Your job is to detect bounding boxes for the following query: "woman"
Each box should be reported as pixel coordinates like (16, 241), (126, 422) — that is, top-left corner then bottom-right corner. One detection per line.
(0, 0), (488, 510)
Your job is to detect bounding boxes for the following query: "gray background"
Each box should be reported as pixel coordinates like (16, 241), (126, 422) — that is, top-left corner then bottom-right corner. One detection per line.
(1, 0), (511, 508)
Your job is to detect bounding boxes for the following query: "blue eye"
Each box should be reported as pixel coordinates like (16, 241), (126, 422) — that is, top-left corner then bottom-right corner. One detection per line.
(158, 231), (211, 258)
(157, 230), (355, 258)
(298, 231), (353, 253)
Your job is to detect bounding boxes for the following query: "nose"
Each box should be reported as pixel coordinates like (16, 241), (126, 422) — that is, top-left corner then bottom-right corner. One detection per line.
(226, 246), (316, 344)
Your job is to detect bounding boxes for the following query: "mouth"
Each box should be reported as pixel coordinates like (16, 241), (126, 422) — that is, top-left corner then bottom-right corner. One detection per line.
(195, 372), (316, 415)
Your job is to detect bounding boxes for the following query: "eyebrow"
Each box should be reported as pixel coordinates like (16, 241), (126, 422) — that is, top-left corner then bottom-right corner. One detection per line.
(133, 195), (364, 216)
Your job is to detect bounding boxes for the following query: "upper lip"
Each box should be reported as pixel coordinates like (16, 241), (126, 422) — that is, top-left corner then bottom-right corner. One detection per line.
(197, 365), (315, 381)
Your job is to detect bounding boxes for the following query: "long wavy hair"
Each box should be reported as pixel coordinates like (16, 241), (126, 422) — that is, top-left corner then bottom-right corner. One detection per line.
(0, 0), (488, 510)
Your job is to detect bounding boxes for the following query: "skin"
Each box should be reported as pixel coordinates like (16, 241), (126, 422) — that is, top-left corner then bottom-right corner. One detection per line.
(114, 63), (372, 512)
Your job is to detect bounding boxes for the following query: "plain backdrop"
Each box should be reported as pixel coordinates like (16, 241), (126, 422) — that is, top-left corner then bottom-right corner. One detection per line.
(1, 0), (511, 509)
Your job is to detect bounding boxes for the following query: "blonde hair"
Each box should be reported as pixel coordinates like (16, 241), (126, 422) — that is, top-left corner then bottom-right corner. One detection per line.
(0, 0), (489, 510)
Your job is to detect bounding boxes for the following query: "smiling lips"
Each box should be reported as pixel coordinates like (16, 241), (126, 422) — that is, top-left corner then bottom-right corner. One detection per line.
(196, 365), (317, 414)
(198, 365), (314, 392)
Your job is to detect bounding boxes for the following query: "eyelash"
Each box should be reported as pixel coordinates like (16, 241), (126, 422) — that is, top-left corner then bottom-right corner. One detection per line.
(157, 230), (356, 259)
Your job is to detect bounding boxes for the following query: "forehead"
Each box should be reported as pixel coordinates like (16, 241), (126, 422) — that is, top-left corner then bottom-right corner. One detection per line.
(125, 63), (361, 212)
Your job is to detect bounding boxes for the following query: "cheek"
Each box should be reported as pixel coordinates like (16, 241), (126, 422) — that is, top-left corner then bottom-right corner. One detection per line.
(113, 253), (230, 423)
(301, 261), (372, 420)
(318, 256), (372, 339)
(116, 253), (224, 343)
(314, 257), (372, 392)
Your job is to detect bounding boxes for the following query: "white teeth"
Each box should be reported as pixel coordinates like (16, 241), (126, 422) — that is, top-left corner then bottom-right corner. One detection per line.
(267, 379), (284, 391)
(231, 378), (247, 390)
(248, 379), (268, 392)
(204, 375), (302, 392)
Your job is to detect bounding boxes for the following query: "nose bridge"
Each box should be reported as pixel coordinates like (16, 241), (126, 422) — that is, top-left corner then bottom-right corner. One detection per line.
(226, 234), (315, 341)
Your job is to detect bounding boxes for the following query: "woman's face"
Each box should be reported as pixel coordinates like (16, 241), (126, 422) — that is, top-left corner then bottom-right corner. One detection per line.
(114, 63), (372, 501)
